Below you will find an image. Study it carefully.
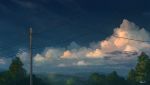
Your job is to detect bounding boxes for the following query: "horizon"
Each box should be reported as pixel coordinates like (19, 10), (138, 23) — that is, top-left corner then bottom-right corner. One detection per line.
(0, 0), (150, 79)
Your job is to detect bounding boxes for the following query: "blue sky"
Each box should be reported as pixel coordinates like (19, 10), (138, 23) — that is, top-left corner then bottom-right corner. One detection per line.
(0, 0), (150, 75)
(0, 0), (150, 56)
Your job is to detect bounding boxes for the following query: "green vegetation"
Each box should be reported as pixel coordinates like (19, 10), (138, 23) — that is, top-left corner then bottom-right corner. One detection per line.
(66, 78), (75, 85)
(0, 57), (48, 85)
(88, 71), (127, 85)
(0, 52), (150, 85)
(127, 52), (150, 85)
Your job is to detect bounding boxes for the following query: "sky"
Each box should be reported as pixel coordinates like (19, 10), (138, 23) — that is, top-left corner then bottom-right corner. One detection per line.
(1, 0), (150, 75)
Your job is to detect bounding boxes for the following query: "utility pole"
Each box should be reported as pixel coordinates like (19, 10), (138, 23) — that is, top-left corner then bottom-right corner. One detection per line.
(29, 27), (33, 85)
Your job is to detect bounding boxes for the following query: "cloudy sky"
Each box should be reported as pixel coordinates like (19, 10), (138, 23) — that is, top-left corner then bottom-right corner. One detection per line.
(1, 0), (150, 75)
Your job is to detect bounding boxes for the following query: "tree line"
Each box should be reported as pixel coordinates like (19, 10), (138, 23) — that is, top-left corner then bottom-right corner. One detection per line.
(0, 52), (150, 85)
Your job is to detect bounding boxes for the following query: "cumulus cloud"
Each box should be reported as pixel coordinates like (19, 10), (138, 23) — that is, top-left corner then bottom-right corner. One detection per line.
(34, 54), (45, 63)
(3, 19), (150, 74)
(33, 48), (63, 62)
(24, 19), (150, 64)
(60, 50), (73, 59)
(100, 19), (150, 53)
(86, 49), (104, 58)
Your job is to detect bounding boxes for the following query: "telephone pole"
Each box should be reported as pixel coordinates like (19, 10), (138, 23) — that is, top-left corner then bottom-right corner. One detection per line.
(29, 27), (33, 85)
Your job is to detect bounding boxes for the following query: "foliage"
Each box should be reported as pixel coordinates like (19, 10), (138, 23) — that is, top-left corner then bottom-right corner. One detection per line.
(127, 52), (150, 85)
(9, 57), (26, 80)
(0, 52), (150, 85)
(106, 71), (127, 85)
(0, 57), (48, 85)
(127, 69), (136, 85)
(135, 52), (150, 83)
(89, 72), (106, 85)
(66, 78), (75, 85)
(88, 71), (127, 85)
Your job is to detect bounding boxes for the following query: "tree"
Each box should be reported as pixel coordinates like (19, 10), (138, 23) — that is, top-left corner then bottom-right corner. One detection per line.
(0, 71), (11, 85)
(0, 57), (26, 85)
(127, 69), (136, 85)
(134, 52), (150, 83)
(106, 71), (126, 85)
(89, 73), (106, 85)
(66, 78), (75, 85)
(17, 74), (49, 85)
(0, 57), (48, 85)
(127, 52), (150, 85)
(9, 57), (26, 79)
(128, 69), (136, 81)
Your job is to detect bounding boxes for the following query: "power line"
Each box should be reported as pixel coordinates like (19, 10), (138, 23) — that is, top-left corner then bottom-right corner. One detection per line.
(112, 35), (150, 43)
(28, 30), (150, 52)
(1, 29), (149, 55)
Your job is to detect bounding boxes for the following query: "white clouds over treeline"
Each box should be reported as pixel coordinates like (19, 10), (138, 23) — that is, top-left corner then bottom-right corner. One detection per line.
(31, 19), (150, 64)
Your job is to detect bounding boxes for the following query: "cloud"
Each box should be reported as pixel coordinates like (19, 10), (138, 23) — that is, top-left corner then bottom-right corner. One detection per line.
(86, 49), (104, 58)
(0, 59), (5, 64)
(0, 57), (12, 70)
(57, 60), (89, 67)
(2, 19), (150, 74)
(33, 48), (63, 62)
(25, 19), (150, 66)
(75, 60), (89, 66)
(123, 45), (138, 52)
(34, 54), (45, 63)
(100, 19), (150, 53)
(58, 63), (66, 67)
(60, 50), (73, 59)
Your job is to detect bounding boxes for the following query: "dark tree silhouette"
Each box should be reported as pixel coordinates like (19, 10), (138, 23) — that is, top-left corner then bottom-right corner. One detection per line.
(9, 57), (26, 79)
(89, 72), (106, 85)
(0, 57), (48, 85)
(128, 52), (150, 85)
(135, 52), (150, 83)
(128, 69), (136, 85)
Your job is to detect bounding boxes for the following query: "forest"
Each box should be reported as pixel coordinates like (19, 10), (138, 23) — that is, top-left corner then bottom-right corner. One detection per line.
(0, 52), (150, 85)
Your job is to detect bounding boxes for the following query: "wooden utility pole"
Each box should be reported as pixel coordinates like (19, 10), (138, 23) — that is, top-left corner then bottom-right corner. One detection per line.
(29, 27), (33, 85)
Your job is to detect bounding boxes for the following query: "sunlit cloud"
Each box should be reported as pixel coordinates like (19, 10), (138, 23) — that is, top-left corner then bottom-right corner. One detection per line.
(26, 19), (150, 67)
(86, 49), (104, 58)
(34, 54), (45, 63)
(60, 50), (73, 59)
(2, 19), (150, 74)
